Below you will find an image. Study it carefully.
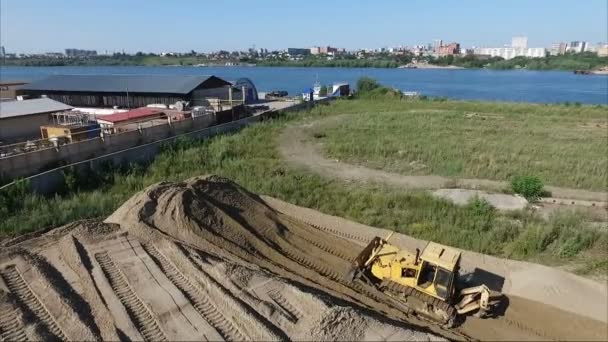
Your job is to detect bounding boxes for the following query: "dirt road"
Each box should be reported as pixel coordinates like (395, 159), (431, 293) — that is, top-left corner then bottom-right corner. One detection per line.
(1, 176), (606, 341)
(278, 118), (608, 206)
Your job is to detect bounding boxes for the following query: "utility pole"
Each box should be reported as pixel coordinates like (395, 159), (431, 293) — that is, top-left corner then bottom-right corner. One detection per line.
(126, 80), (130, 109)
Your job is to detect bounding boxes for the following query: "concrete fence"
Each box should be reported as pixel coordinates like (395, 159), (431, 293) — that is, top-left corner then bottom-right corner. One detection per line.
(0, 113), (215, 182)
(0, 99), (318, 195)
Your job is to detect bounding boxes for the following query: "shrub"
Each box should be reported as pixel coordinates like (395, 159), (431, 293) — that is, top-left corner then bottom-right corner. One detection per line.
(465, 197), (495, 218)
(0, 179), (31, 216)
(356, 77), (380, 93)
(511, 175), (545, 200)
(319, 85), (328, 97)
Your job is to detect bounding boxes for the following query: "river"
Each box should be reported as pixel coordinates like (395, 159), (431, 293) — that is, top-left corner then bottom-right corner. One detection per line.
(1, 66), (606, 104)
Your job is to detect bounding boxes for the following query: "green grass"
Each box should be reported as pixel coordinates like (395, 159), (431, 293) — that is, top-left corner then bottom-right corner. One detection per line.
(318, 99), (607, 190)
(0, 100), (606, 275)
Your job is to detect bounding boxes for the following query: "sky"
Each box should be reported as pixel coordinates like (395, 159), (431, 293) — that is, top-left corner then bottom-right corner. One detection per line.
(1, 0), (607, 54)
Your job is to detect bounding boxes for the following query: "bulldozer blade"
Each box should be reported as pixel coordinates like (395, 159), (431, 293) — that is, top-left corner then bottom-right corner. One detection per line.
(455, 284), (493, 315)
(344, 265), (359, 283)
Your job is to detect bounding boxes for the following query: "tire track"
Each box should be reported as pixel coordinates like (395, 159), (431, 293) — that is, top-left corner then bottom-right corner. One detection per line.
(0, 306), (27, 341)
(143, 244), (247, 341)
(267, 290), (303, 323)
(94, 252), (166, 342)
(0, 265), (68, 341)
(242, 289), (296, 327)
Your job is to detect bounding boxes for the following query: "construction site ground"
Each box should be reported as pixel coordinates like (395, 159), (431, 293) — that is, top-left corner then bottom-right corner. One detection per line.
(0, 176), (606, 341)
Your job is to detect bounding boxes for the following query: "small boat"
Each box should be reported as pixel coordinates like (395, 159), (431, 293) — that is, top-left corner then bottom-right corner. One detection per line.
(402, 91), (421, 97)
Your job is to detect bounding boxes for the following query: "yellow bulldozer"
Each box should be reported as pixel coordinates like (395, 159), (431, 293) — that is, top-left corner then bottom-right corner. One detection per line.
(348, 232), (499, 327)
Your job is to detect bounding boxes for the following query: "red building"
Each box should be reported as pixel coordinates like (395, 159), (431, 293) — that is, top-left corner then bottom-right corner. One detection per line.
(438, 43), (460, 56)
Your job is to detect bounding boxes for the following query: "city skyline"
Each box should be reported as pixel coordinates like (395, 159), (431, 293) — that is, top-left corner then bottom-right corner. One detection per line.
(1, 0), (607, 54)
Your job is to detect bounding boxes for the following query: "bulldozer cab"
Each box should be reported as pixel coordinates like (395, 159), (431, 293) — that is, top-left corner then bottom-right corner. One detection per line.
(415, 242), (461, 301)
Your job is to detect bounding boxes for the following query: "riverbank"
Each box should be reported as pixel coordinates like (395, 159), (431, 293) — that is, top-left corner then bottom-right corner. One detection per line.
(3, 52), (607, 71)
(398, 63), (464, 69)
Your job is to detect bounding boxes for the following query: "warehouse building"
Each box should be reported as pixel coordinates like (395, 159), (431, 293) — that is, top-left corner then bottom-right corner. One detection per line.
(0, 80), (28, 101)
(17, 74), (235, 108)
(231, 78), (259, 104)
(0, 98), (73, 142)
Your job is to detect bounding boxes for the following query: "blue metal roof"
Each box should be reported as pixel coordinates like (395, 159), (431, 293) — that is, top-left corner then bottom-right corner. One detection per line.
(19, 74), (231, 95)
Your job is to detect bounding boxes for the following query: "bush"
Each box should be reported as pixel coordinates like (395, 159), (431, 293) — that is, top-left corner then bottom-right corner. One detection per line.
(511, 175), (545, 200)
(356, 77), (380, 93)
(0, 179), (31, 216)
(508, 211), (602, 258)
(465, 197), (495, 218)
(319, 85), (328, 97)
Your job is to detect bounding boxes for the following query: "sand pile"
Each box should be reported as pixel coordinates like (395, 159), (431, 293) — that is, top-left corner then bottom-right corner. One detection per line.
(1, 175), (606, 341)
(0, 176), (442, 341)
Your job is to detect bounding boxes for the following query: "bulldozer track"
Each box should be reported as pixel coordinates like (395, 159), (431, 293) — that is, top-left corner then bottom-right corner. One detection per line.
(0, 265), (68, 341)
(267, 290), (303, 323)
(283, 248), (343, 282)
(303, 221), (370, 244)
(0, 307), (27, 341)
(143, 245), (247, 342)
(295, 231), (355, 262)
(383, 280), (456, 324)
(94, 252), (167, 342)
(351, 277), (472, 341)
(350, 281), (387, 304)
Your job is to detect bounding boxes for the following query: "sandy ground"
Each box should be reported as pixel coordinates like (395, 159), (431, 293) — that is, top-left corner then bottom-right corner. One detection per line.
(264, 196), (608, 341)
(432, 189), (528, 211)
(279, 117), (608, 207)
(0, 176), (606, 341)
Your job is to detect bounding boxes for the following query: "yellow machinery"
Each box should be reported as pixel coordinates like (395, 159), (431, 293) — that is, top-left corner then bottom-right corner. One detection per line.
(349, 232), (497, 327)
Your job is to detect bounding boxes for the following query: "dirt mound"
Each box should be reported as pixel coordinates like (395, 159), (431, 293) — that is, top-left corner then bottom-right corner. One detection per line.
(1, 175), (606, 341)
(0, 176), (442, 341)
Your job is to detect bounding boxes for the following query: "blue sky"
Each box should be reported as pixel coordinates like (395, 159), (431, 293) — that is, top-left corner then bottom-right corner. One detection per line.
(1, 0), (606, 53)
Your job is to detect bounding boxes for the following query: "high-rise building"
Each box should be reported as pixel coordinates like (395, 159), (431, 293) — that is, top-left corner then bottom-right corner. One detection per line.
(433, 39), (443, 53)
(511, 36), (528, 49)
(567, 41), (587, 53)
(0, 46), (5, 57)
(287, 48), (310, 56)
(310, 46), (339, 55)
(550, 42), (567, 55)
(474, 47), (546, 59)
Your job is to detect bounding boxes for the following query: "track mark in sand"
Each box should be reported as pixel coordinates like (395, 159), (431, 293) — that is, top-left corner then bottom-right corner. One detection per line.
(0, 265), (68, 341)
(304, 220), (369, 244)
(282, 247), (344, 282)
(0, 306), (27, 341)
(502, 317), (549, 339)
(267, 290), (303, 323)
(288, 221), (356, 262)
(94, 252), (167, 342)
(143, 244), (247, 342)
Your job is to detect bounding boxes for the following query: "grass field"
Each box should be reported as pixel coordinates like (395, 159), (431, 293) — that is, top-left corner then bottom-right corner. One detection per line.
(1, 99), (606, 275)
(317, 99), (607, 190)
